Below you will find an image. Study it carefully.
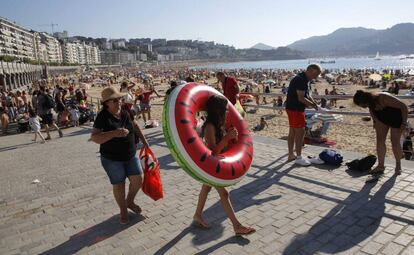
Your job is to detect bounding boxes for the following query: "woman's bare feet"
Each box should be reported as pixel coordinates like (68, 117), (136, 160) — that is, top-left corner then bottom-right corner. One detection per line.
(234, 224), (256, 236)
(120, 210), (129, 224)
(193, 215), (211, 229)
(127, 202), (142, 214)
(395, 164), (402, 175)
(287, 155), (296, 162)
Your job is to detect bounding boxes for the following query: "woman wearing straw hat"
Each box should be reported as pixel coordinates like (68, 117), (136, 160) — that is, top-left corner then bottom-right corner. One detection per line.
(91, 86), (149, 224)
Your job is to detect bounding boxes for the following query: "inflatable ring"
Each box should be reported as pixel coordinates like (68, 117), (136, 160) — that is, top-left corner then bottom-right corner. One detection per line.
(162, 82), (253, 187)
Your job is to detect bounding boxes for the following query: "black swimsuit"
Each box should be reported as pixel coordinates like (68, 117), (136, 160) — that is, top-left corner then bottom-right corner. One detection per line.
(372, 106), (402, 128)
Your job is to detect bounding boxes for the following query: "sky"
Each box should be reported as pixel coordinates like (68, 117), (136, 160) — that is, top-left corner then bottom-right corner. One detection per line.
(1, 0), (414, 49)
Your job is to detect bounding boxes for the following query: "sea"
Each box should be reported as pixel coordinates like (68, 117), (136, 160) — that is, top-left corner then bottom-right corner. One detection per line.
(192, 56), (414, 71)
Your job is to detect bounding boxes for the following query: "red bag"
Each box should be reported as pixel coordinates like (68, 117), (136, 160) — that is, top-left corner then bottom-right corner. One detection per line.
(139, 146), (163, 201)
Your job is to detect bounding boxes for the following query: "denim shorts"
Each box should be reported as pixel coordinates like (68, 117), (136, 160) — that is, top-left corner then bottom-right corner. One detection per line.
(100, 155), (143, 184)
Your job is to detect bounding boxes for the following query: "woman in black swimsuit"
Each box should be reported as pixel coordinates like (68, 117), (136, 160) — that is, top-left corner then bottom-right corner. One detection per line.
(354, 90), (409, 175)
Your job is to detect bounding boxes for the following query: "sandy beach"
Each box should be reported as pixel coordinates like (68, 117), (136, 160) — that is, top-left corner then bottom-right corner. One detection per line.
(83, 68), (413, 157)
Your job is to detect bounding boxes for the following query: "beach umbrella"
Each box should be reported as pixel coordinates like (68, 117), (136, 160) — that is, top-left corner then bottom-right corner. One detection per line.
(249, 81), (259, 86)
(93, 79), (105, 84)
(264, 79), (276, 84)
(79, 82), (90, 90)
(383, 73), (392, 79)
(369, 74), (382, 81)
(313, 113), (344, 123)
(395, 78), (406, 82)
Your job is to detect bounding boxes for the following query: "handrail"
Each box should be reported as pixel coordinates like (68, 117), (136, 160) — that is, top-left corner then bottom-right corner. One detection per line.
(243, 92), (414, 100)
(243, 104), (414, 118)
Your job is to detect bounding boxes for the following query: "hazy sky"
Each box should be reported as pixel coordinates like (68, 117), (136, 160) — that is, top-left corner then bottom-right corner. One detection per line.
(1, 0), (414, 48)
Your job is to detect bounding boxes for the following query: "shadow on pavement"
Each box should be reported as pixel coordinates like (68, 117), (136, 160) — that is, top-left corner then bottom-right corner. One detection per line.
(194, 236), (250, 255)
(283, 175), (397, 254)
(40, 213), (145, 255)
(0, 142), (35, 152)
(153, 162), (293, 254)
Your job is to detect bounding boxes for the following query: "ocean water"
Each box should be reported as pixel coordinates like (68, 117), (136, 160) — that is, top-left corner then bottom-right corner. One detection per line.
(192, 56), (414, 71)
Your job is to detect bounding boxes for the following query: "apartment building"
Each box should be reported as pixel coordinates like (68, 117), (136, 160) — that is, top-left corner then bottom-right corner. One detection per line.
(0, 17), (36, 60)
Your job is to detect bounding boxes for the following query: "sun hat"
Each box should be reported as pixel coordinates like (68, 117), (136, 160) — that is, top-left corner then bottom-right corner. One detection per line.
(101, 86), (126, 102)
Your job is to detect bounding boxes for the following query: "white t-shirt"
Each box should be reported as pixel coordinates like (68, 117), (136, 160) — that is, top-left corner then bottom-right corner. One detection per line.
(29, 116), (41, 132)
(70, 109), (80, 121)
(121, 88), (134, 104)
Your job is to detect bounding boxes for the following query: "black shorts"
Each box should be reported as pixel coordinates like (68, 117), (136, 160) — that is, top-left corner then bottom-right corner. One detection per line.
(40, 113), (54, 125)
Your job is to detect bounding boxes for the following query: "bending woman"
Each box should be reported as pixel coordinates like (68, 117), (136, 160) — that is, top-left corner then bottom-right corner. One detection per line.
(354, 90), (408, 175)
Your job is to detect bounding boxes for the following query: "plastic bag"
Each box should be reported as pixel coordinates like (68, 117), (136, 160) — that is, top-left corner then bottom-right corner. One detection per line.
(235, 100), (246, 118)
(139, 146), (163, 201)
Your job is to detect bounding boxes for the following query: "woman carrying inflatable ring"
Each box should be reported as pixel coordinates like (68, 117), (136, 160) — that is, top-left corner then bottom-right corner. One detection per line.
(193, 95), (255, 235)
(163, 82), (255, 235)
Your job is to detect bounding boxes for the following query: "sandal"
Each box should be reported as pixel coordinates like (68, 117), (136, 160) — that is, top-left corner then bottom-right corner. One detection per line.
(395, 168), (402, 176)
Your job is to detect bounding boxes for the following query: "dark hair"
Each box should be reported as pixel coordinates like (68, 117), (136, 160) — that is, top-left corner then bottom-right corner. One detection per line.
(28, 107), (36, 118)
(202, 95), (228, 141)
(101, 100), (109, 110)
(216, 71), (225, 77)
(185, 76), (195, 82)
(170, 81), (177, 87)
(353, 90), (378, 109)
(306, 64), (322, 72)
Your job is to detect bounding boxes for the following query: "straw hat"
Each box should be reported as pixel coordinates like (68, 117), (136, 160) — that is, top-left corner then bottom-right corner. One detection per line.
(101, 86), (126, 102)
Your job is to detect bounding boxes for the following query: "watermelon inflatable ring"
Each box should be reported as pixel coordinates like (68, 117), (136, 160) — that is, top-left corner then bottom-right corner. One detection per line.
(162, 82), (254, 187)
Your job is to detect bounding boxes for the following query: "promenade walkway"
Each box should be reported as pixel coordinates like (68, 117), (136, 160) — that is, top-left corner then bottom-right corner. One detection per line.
(0, 125), (413, 254)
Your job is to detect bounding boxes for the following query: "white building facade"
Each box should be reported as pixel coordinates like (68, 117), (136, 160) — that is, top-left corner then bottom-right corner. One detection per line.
(62, 41), (100, 65)
(0, 17), (36, 60)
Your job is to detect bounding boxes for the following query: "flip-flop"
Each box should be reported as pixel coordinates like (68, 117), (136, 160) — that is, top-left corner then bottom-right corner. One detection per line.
(235, 227), (256, 236)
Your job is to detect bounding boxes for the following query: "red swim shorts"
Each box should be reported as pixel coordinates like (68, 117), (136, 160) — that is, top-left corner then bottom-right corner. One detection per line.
(286, 109), (305, 128)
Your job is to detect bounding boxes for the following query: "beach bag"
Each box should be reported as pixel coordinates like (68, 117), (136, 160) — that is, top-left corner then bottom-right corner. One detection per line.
(346, 155), (377, 172)
(139, 146), (163, 201)
(319, 149), (343, 166)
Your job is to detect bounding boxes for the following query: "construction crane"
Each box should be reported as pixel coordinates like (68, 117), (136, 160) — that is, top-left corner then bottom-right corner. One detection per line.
(37, 23), (59, 34)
